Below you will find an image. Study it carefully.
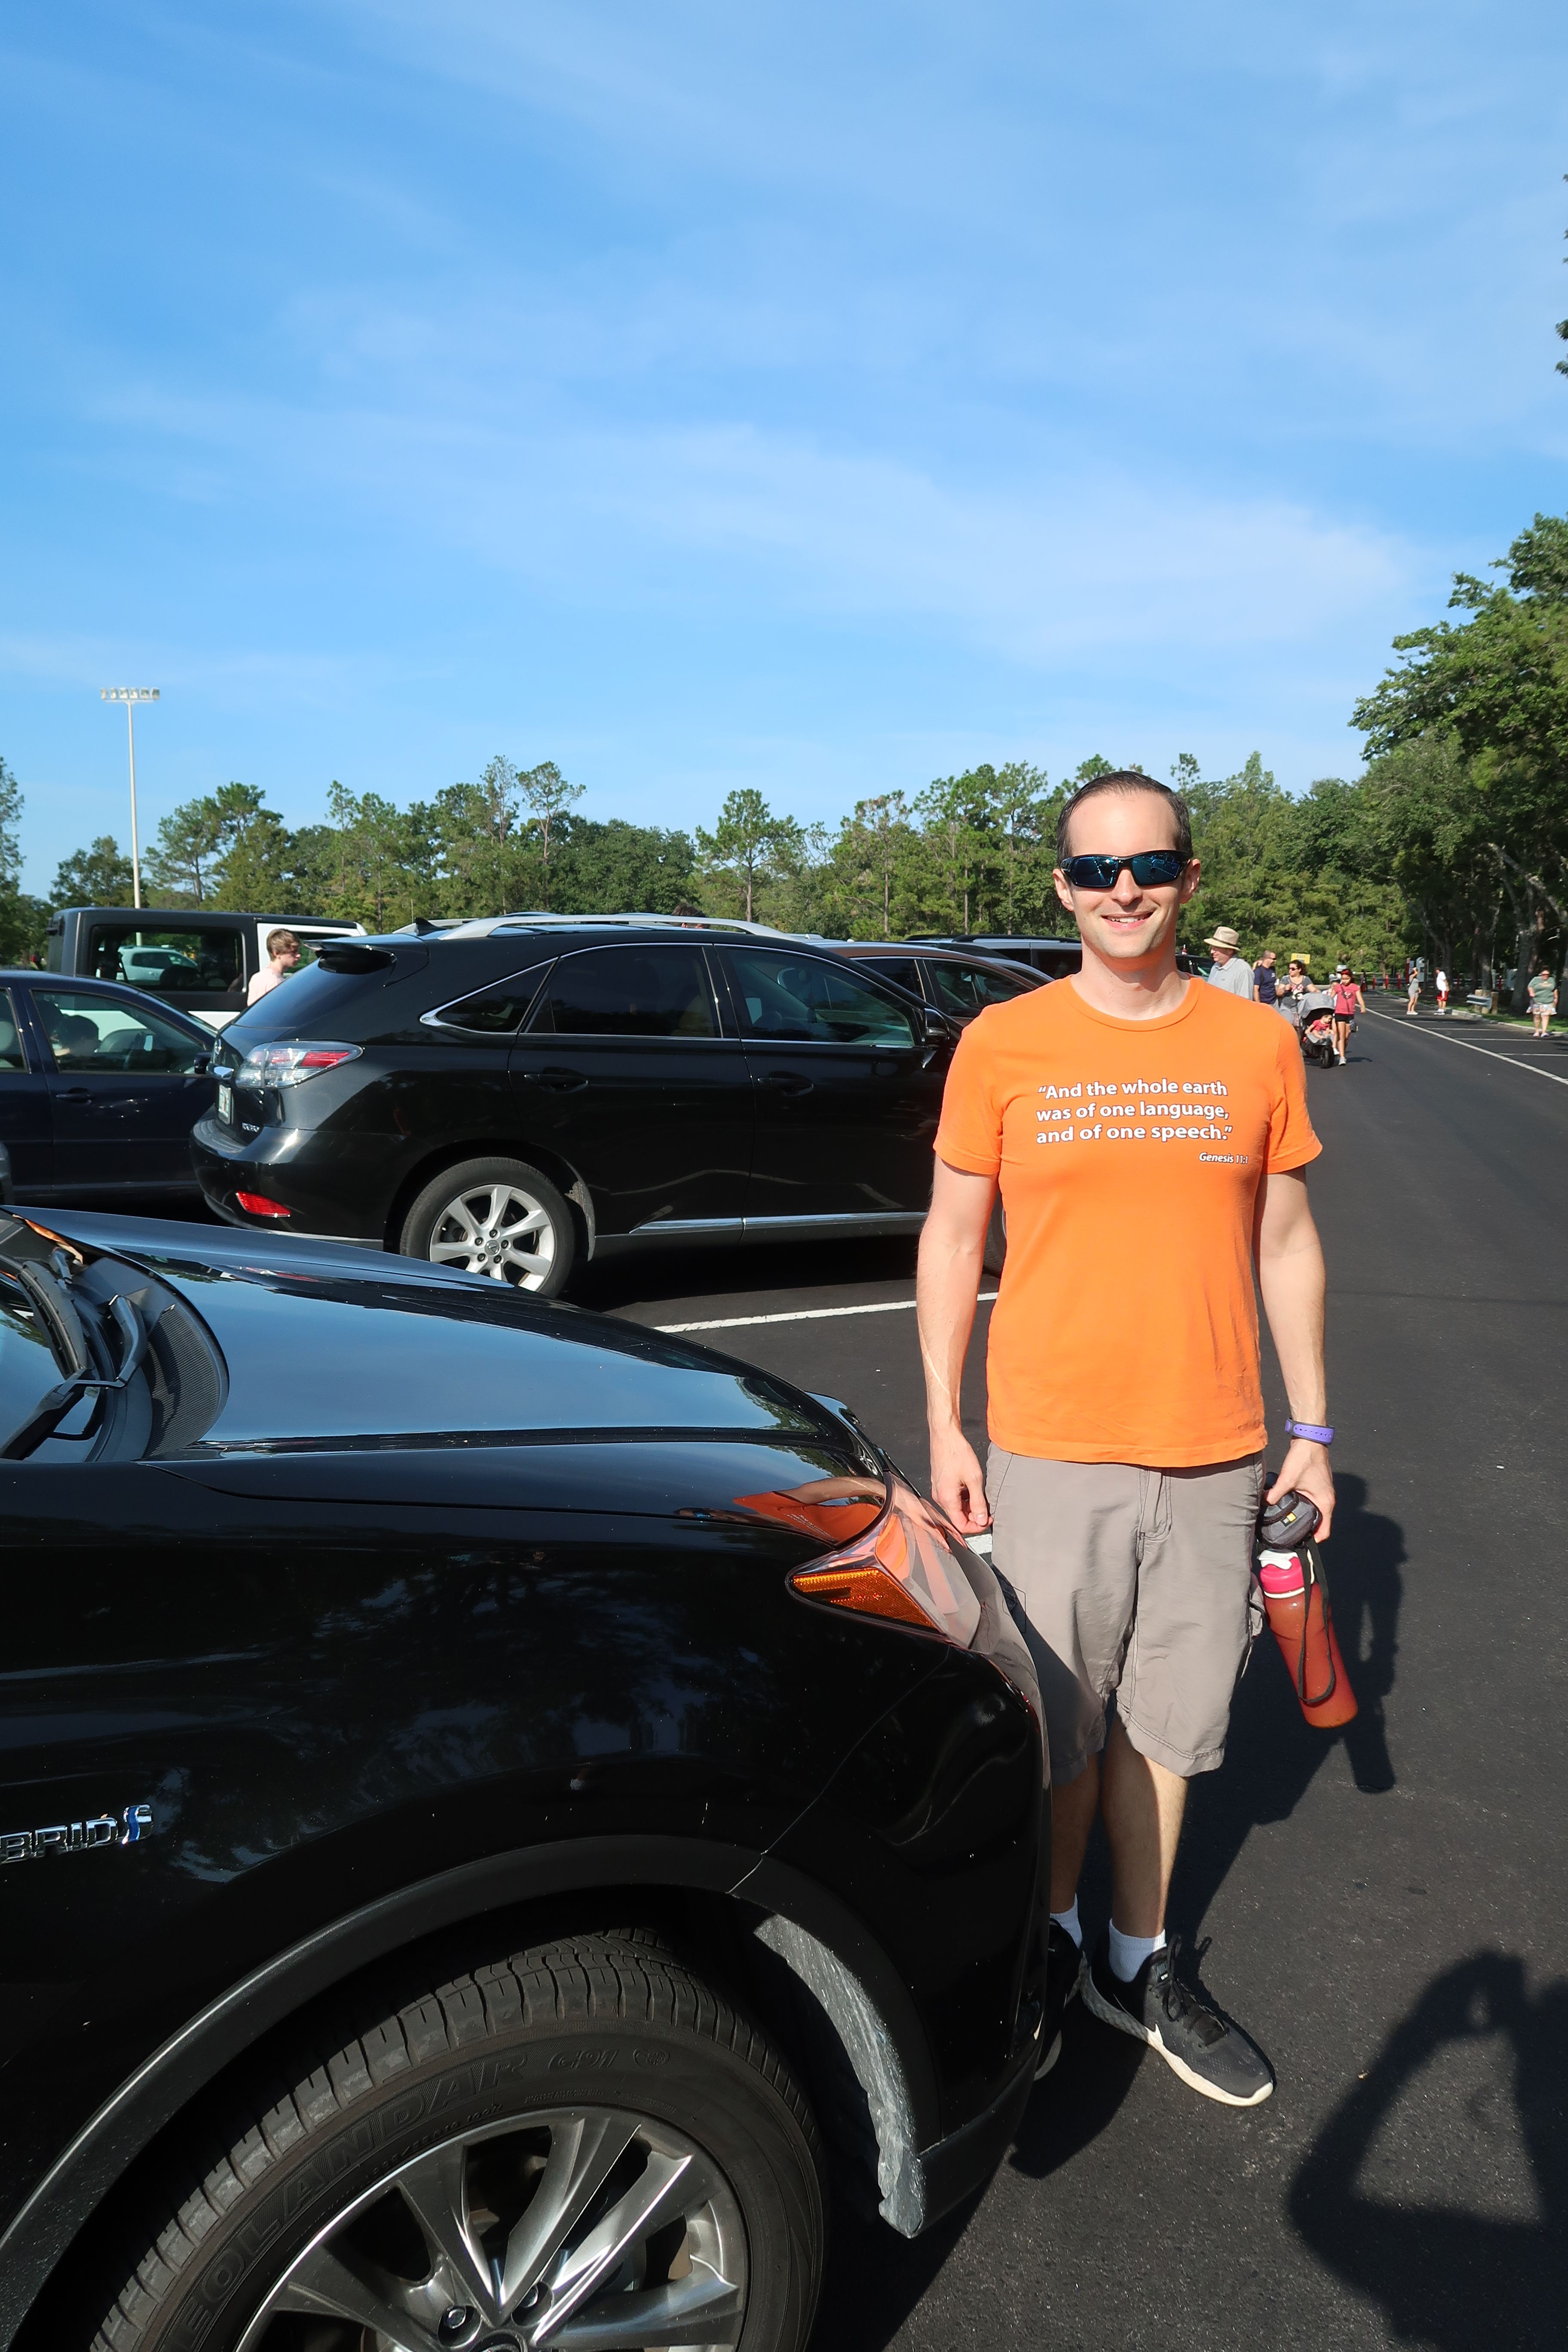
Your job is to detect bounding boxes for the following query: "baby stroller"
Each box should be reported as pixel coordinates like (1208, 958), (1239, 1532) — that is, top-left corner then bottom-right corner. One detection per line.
(1293, 987), (1338, 1068)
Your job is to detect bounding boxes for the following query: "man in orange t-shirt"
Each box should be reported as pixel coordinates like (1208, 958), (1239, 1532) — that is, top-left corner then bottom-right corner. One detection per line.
(917, 769), (1333, 2108)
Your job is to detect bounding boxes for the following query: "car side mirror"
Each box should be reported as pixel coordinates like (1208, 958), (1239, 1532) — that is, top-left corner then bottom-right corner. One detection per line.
(193, 1052), (212, 1075)
(922, 1010), (956, 1044)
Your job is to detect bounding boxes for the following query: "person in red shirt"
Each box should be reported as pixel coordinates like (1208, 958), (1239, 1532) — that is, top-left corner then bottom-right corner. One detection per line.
(917, 770), (1332, 2105)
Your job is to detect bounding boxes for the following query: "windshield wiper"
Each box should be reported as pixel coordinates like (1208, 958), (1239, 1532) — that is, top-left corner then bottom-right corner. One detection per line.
(0, 1276), (150, 1461)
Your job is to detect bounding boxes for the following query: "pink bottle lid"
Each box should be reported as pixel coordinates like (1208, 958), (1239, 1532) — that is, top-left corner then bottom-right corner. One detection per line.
(1257, 1552), (1305, 1599)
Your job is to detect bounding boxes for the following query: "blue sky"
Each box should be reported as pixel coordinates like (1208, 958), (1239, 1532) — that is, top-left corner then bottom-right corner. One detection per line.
(3, 0), (1566, 895)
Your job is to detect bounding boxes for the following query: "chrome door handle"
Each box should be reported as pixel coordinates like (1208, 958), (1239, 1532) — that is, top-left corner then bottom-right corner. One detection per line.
(523, 1067), (588, 1092)
(55, 1087), (92, 1102)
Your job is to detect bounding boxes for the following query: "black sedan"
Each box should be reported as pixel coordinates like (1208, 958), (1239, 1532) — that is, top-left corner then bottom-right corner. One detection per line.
(0, 968), (215, 1205)
(193, 921), (963, 1295)
(0, 1208), (1045, 2352)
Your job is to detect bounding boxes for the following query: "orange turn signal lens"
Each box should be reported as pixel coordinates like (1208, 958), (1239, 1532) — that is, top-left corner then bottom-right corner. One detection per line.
(788, 1476), (982, 1645)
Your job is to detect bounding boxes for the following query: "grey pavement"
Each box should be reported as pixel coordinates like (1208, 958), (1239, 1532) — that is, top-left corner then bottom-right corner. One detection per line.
(583, 995), (1568, 2352)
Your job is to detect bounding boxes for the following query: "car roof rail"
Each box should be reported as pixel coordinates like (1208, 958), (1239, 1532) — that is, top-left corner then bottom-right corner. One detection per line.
(431, 913), (838, 944)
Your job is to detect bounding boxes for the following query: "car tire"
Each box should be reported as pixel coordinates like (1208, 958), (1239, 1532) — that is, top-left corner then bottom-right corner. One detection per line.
(399, 1157), (577, 1297)
(88, 1933), (826, 2352)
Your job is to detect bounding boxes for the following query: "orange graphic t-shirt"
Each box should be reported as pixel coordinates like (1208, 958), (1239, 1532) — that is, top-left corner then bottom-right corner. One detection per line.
(934, 978), (1320, 1467)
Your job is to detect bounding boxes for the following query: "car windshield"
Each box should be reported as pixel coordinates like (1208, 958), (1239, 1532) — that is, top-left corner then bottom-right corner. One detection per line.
(0, 1221), (227, 1463)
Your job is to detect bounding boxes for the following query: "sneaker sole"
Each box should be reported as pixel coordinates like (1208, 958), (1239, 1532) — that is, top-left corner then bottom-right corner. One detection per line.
(1080, 1961), (1274, 2107)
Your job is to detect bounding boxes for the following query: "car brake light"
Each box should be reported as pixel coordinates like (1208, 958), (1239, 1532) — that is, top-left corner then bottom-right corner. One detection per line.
(790, 1476), (983, 1646)
(235, 1192), (292, 1219)
(241, 1041), (362, 1088)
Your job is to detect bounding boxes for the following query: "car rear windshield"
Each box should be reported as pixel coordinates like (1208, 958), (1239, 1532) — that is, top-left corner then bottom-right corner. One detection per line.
(87, 925), (245, 998)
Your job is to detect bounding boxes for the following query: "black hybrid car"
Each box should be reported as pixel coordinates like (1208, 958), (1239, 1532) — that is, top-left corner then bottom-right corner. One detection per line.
(0, 1208), (1045, 2352)
(0, 971), (215, 1204)
(191, 923), (959, 1293)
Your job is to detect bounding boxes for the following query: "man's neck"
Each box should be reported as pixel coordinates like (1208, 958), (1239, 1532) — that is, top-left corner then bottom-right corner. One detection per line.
(1069, 946), (1190, 1022)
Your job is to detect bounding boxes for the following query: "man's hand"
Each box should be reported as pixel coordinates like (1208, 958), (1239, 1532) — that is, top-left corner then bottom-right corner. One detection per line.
(931, 1426), (991, 1534)
(1268, 1438), (1334, 1541)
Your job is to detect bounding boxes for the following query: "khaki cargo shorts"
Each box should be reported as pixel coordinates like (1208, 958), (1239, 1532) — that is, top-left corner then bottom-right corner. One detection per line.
(987, 1446), (1265, 1783)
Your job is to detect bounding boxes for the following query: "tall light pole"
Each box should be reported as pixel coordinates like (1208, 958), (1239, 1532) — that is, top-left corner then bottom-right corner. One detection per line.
(100, 688), (159, 909)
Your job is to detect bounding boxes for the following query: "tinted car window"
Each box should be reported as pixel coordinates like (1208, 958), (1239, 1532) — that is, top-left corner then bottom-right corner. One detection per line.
(427, 962), (555, 1035)
(533, 946), (717, 1038)
(87, 925), (244, 998)
(927, 960), (1033, 1015)
(0, 991), (27, 1073)
(34, 989), (208, 1074)
(729, 949), (919, 1047)
(861, 957), (921, 995)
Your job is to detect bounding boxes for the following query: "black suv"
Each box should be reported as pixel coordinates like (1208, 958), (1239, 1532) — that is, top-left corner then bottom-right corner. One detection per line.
(193, 924), (958, 1293)
(0, 1208), (1044, 2352)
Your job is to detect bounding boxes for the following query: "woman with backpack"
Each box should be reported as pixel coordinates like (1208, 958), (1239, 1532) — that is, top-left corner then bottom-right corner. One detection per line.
(1331, 965), (1364, 1065)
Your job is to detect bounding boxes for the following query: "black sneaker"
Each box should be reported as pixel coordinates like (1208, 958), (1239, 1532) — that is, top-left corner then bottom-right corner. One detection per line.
(1035, 1921), (1081, 2078)
(1081, 1933), (1274, 2106)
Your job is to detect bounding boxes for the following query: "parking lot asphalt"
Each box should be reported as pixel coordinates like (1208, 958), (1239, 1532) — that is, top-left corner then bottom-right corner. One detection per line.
(583, 995), (1568, 2352)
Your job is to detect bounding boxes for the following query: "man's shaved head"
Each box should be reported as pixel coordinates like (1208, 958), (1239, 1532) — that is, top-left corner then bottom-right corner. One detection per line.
(1057, 772), (1193, 866)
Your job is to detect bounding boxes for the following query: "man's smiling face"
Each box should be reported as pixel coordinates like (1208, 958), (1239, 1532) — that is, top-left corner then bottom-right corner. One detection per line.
(1054, 788), (1200, 971)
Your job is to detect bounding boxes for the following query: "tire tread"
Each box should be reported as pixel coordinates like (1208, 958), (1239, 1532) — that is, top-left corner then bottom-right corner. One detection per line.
(88, 1932), (820, 2352)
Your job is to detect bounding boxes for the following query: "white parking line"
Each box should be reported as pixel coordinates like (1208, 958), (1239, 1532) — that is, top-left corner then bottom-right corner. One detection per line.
(658, 1291), (999, 1334)
(1363, 1011), (1568, 1089)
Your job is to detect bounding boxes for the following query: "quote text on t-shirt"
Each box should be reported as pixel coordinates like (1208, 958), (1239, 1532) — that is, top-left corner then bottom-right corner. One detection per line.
(1035, 1078), (1238, 1155)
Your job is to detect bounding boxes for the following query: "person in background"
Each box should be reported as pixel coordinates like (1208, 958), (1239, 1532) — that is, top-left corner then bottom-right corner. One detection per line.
(1253, 948), (1279, 1007)
(1406, 967), (1421, 1018)
(248, 929), (301, 1006)
(1434, 966), (1449, 1016)
(1330, 965), (1364, 1065)
(1277, 956), (1309, 1018)
(1205, 925), (1254, 999)
(1528, 965), (1559, 1039)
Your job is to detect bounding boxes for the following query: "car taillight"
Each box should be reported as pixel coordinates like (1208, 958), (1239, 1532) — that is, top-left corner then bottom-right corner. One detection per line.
(789, 1476), (983, 1646)
(240, 1041), (362, 1088)
(235, 1192), (292, 1219)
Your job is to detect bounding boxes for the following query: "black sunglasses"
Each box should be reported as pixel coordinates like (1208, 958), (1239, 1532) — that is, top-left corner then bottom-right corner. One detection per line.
(1060, 850), (1189, 889)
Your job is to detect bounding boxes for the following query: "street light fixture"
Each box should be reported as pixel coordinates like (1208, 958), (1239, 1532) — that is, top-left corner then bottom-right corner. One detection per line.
(100, 687), (159, 910)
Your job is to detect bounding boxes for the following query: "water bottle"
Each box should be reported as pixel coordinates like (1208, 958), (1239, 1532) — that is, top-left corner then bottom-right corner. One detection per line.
(1256, 1490), (1358, 1728)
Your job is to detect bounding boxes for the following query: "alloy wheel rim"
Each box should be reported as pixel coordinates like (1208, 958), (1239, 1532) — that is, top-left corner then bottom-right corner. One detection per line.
(237, 2105), (749, 2352)
(428, 1184), (557, 1289)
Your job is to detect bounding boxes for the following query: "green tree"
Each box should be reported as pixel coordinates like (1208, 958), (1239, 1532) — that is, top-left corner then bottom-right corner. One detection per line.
(143, 798), (225, 905)
(518, 762), (585, 912)
(1352, 514), (1568, 1006)
(432, 757), (530, 916)
(0, 756), (46, 961)
(551, 818), (697, 914)
(696, 789), (800, 921)
(51, 836), (134, 907)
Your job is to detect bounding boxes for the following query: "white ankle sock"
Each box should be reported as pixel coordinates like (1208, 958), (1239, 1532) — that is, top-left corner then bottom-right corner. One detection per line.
(1109, 1922), (1165, 1982)
(1050, 1898), (1081, 1948)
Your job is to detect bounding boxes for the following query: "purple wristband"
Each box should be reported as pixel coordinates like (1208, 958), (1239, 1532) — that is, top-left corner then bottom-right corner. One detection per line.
(1285, 1420), (1334, 1445)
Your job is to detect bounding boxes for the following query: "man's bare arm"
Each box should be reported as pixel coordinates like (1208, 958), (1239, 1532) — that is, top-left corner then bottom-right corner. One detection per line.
(1256, 1165), (1335, 1537)
(916, 1158), (996, 1533)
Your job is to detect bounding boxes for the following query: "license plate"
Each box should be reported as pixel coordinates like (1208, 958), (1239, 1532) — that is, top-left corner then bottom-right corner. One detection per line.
(217, 1083), (233, 1125)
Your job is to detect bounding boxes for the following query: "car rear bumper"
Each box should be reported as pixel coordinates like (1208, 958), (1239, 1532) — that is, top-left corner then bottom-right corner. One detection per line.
(190, 1119), (386, 1243)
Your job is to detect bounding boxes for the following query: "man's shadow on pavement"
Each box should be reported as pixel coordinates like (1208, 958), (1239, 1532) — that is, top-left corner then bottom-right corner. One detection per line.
(1291, 1952), (1568, 2349)
(1172, 1470), (1404, 1945)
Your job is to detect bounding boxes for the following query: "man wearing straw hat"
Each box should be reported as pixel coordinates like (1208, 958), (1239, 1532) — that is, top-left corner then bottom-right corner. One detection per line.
(1204, 923), (1254, 1000)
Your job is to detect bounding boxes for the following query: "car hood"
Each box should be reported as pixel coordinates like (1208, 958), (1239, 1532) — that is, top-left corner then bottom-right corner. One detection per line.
(13, 1210), (874, 1464)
